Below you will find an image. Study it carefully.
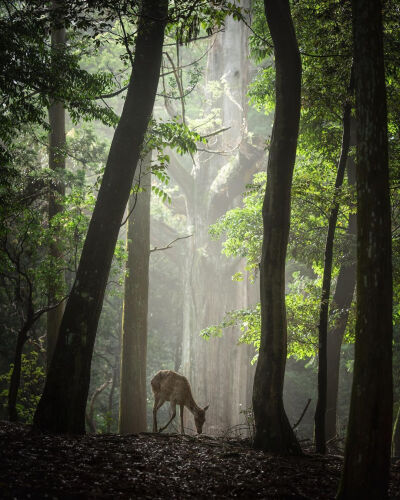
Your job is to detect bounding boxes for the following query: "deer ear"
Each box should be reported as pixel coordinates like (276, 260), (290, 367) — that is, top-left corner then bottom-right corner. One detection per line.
(204, 404), (209, 412)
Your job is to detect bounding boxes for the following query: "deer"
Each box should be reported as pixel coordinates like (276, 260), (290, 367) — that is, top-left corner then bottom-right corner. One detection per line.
(151, 370), (209, 435)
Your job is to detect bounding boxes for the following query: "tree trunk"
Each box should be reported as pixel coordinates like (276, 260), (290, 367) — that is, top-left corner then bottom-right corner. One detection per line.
(252, 0), (302, 455)
(47, 0), (66, 371)
(33, 0), (168, 434)
(325, 124), (357, 442)
(85, 380), (110, 434)
(176, 4), (261, 435)
(337, 1), (392, 497)
(314, 91), (352, 454)
(119, 156), (151, 434)
(8, 323), (30, 422)
(393, 405), (400, 457)
(107, 363), (118, 433)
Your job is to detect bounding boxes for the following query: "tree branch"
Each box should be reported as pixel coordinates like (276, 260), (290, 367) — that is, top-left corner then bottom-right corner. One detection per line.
(292, 399), (312, 431)
(150, 234), (192, 253)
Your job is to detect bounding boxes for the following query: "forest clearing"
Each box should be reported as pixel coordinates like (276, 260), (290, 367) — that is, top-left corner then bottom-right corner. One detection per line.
(0, 0), (399, 498)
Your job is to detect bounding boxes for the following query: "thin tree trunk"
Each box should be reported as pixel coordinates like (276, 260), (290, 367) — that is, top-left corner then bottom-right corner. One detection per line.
(252, 0), (302, 455)
(119, 156), (151, 434)
(47, 0), (66, 371)
(107, 363), (118, 433)
(314, 89), (352, 454)
(325, 128), (357, 442)
(337, 0), (392, 497)
(33, 0), (168, 434)
(85, 380), (110, 434)
(8, 323), (31, 422)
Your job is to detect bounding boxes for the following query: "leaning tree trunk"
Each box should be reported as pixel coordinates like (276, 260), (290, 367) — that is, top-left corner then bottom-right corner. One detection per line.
(314, 87), (352, 454)
(252, 0), (302, 455)
(47, 0), (66, 370)
(33, 0), (168, 434)
(119, 155), (151, 434)
(337, 0), (392, 497)
(325, 122), (357, 442)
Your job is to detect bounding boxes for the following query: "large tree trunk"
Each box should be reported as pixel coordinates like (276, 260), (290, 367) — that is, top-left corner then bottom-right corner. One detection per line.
(33, 0), (168, 434)
(325, 125), (357, 442)
(393, 405), (400, 457)
(177, 4), (262, 435)
(337, 0), (392, 497)
(47, 0), (66, 371)
(252, 0), (302, 455)
(314, 90), (352, 454)
(119, 156), (151, 434)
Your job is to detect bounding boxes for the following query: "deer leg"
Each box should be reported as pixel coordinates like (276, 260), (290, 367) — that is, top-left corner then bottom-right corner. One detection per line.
(159, 401), (176, 432)
(153, 396), (165, 432)
(180, 404), (185, 435)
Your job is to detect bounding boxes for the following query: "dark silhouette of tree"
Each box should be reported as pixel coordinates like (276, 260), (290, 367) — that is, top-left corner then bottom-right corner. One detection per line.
(325, 125), (357, 441)
(33, 0), (168, 434)
(252, 0), (302, 455)
(337, 0), (392, 496)
(314, 73), (353, 454)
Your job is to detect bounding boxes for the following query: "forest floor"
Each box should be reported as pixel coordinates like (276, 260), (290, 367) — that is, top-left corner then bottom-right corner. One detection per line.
(0, 421), (399, 499)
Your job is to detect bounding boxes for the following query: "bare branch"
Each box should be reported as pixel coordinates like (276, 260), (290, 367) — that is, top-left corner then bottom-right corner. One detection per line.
(164, 51), (186, 125)
(117, 9), (134, 68)
(32, 295), (69, 322)
(150, 234), (192, 253)
(200, 127), (231, 140)
(95, 84), (129, 100)
(86, 379), (112, 433)
(292, 399), (312, 430)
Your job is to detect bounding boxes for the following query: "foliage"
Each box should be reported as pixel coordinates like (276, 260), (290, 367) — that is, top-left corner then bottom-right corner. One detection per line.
(167, 1), (244, 44)
(0, 1), (118, 164)
(0, 350), (45, 423)
(209, 173), (264, 282)
(201, 271), (323, 361)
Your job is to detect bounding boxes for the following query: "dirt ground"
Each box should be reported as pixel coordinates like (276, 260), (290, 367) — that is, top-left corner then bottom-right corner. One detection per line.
(0, 421), (399, 499)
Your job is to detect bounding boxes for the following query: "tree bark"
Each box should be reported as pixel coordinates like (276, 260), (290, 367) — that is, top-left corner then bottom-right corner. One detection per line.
(252, 0), (302, 455)
(33, 0), (168, 434)
(107, 363), (118, 433)
(325, 124), (357, 442)
(314, 90), (352, 454)
(393, 405), (400, 457)
(47, 0), (66, 371)
(85, 380), (110, 434)
(119, 156), (151, 434)
(174, 4), (261, 434)
(337, 0), (392, 497)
